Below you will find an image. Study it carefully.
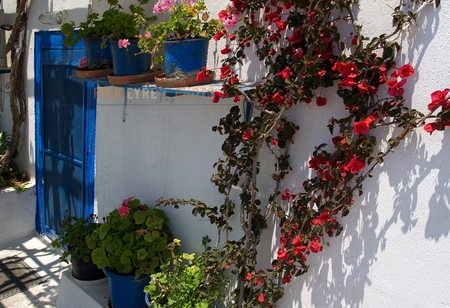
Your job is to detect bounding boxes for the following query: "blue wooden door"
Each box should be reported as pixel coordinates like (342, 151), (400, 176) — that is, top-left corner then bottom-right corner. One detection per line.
(34, 31), (96, 237)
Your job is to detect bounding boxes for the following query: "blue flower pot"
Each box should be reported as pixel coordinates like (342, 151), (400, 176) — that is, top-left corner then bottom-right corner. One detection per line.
(83, 37), (112, 70)
(110, 39), (151, 76)
(163, 38), (208, 78)
(103, 267), (150, 308)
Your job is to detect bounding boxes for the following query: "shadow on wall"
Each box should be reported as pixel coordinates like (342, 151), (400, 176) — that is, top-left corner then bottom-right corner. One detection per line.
(279, 131), (448, 308)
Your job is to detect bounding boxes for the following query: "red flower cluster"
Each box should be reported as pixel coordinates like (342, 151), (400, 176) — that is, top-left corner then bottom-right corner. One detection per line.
(354, 113), (377, 135)
(196, 67), (211, 82)
(424, 89), (450, 134)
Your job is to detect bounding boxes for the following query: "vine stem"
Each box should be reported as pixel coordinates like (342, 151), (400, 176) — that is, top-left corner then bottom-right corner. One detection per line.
(332, 109), (434, 212)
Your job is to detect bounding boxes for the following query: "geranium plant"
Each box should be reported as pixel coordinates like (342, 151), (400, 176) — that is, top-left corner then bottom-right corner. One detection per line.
(51, 213), (99, 264)
(86, 197), (174, 278)
(145, 236), (228, 308)
(135, 0), (224, 65)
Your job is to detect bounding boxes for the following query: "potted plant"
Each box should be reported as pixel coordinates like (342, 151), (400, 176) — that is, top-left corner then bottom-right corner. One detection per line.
(86, 196), (174, 308)
(145, 236), (228, 308)
(103, 0), (156, 77)
(51, 213), (106, 281)
(61, 11), (113, 71)
(135, 0), (224, 80)
(61, 0), (155, 76)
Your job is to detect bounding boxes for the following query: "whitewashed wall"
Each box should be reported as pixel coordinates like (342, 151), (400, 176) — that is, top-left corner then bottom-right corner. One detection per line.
(22, 0), (450, 307)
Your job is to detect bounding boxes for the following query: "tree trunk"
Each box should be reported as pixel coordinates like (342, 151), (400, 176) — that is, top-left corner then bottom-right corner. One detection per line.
(0, 0), (30, 170)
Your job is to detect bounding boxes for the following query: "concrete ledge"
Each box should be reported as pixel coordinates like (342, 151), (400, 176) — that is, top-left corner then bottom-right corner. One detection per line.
(0, 184), (36, 246)
(56, 269), (110, 308)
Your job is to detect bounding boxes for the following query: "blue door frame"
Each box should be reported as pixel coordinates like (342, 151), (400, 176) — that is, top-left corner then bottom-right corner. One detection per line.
(34, 31), (96, 237)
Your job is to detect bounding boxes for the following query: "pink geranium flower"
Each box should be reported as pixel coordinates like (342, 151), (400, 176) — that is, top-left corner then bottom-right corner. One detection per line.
(78, 56), (88, 68)
(153, 0), (176, 14)
(118, 39), (130, 49)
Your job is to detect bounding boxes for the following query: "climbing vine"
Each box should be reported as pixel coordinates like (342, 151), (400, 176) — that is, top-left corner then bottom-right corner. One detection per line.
(158, 0), (447, 307)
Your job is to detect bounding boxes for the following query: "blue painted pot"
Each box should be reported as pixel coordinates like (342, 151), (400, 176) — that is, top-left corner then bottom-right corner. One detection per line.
(163, 38), (208, 78)
(110, 39), (151, 76)
(83, 37), (112, 70)
(103, 267), (150, 308)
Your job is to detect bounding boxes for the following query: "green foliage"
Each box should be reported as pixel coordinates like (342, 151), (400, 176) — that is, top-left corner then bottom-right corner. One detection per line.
(135, 0), (224, 65)
(86, 197), (174, 278)
(51, 213), (99, 263)
(61, 0), (154, 47)
(0, 131), (28, 190)
(145, 237), (228, 308)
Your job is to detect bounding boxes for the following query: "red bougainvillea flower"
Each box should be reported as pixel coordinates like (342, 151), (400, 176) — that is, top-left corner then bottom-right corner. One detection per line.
(343, 156), (365, 174)
(213, 30), (226, 41)
(220, 65), (232, 79)
(316, 96), (327, 106)
(354, 120), (370, 135)
(272, 92), (286, 105)
(292, 236), (302, 246)
(258, 294), (265, 303)
(387, 78), (406, 96)
(281, 188), (292, 200)
(196, 67), (211, 82)
(213, 91), (227, 103)
(288, 32), (302, 43)
(277, 249), (288, 261)
(221, 45), (232, 54)
(340, 77), (358, 88)
(424, 122), (439, 134)
(398, 64), (414, 78)
(242, 128), (257, 140)
(357, 80), (376, 94)
(118, 205), (130, 217)
(293, 245), (307, 255)
(275, 20), (287, 31)
(277, 66), (293, 79)
(282, 275), (292, 284)
(333, 61), (359, 77)
(309, 238), (322, 253)
(354, 113), (377, 135)
(245, 272), (252, 281)
(311, 211), (332, 226)
(428, 88), (450, 111)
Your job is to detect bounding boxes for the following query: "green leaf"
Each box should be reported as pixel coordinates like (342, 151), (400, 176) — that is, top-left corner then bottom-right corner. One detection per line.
(137, 248), (147, 260)
(134, 210), (147, 225)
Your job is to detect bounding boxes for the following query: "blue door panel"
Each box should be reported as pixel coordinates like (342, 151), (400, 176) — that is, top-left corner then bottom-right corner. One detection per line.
(42, 64), (84, 161)
(43, 155), (83, 234)
(35, 31), (96, 237)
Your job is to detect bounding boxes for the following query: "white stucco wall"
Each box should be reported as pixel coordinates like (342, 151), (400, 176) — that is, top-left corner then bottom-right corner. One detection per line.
(22, 0), (450, 307)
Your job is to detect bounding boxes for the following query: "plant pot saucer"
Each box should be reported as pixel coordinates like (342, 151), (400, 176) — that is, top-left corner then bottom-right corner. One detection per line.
(76, 67), (113, 79)
(107, 69), (162, 85)
(155, 71), (215, 88)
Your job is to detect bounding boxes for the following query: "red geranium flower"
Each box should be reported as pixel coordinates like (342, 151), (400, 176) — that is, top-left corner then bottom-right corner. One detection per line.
(118, 205), (130, 217)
